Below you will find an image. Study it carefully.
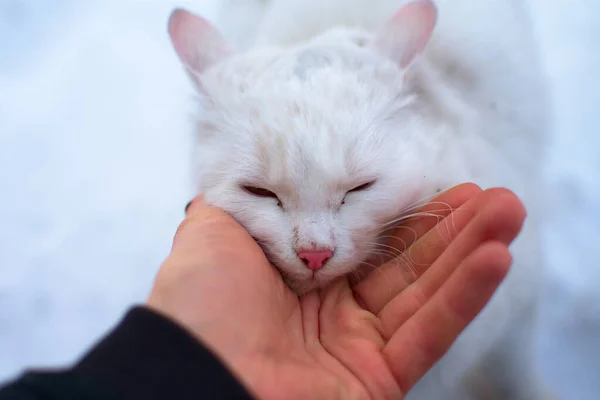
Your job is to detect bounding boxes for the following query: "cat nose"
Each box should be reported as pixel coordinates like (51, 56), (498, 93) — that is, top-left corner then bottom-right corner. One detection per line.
(297, 249), (333, 271)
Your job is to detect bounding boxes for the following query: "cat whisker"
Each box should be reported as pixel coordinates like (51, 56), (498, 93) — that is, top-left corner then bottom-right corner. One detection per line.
(357, 259), (396, 296)
(386, 199), (457, 228)
(371, 242), (403, 254)
(358, 255), (414, 300)
(386, 225), (418, 249)
(396, 200), (452, 216)
(397, 191), (447, 213)
(363, 241), (419, 279)
(369, 249), (403, 263)
(375, 234), (411, 254)
(381, 207), (452, 227)
(379, 207), (450, 230)
(350, 266), (364, 282)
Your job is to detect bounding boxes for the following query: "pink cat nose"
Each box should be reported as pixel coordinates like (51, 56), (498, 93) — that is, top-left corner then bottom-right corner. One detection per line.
(297, 250), (333, 271)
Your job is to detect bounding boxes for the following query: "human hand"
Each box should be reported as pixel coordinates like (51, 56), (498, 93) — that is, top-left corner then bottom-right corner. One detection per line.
(146, 183), (526, 400)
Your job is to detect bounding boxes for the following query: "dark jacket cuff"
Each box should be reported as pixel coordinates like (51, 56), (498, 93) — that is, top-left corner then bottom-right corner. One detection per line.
(73, 306), (254, 399)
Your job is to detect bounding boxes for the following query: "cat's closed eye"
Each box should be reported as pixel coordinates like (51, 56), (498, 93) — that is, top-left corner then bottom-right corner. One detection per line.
(341, 180), (376, 205)
(242, 185), (283, 207)
(347, 181), (375, 193)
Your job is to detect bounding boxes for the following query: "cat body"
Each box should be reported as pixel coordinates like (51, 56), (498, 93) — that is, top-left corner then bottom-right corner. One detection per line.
(168, 0), (551, 398)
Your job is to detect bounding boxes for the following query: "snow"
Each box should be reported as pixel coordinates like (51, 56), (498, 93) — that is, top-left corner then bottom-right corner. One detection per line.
(0, 0), (598, 398)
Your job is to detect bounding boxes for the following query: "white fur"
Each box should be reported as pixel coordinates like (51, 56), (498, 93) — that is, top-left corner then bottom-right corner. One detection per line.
(169, 0), (552, 398)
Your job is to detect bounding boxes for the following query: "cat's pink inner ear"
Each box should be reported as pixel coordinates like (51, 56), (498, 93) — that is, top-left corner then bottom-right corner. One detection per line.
(371, 0), (437, 68)
(168, 8), (233, 76)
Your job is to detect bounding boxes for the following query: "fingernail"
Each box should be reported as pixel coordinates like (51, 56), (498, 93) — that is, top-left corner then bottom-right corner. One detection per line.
(184, 200), (193, 214)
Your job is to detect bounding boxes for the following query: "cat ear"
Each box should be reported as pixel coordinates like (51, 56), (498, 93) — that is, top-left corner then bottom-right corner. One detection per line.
(370, 0), (437, 69)
(168, 9), (234, 84)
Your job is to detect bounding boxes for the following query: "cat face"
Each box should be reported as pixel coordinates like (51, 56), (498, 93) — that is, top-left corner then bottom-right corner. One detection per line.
(168, 1), (444, 294)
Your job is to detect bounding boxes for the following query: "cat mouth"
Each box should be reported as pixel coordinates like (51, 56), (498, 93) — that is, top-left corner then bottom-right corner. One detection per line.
(249, 237), (339, 289)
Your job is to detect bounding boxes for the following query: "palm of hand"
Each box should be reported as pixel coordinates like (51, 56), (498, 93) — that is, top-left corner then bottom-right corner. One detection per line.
(220, 185), (522, 400)
(151, 184), (524, 400)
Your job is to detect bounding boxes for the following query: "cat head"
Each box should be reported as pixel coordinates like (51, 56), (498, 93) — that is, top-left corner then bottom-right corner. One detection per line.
(168, 0), (448, 294)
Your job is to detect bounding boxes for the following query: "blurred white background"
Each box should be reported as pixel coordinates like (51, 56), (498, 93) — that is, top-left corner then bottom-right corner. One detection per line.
(0, 0), (598, 398)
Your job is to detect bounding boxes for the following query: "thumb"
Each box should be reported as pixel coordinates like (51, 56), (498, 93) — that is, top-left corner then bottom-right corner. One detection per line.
(171, 195), (237, 252)
(171, 196), (266, 269)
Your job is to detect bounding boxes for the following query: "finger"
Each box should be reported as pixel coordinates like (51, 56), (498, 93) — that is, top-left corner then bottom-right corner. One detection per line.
(354, 186), (502, 314)
(350, 183), (481, 287)
(377, 189), (526, 339)
(172, 195), (250, 253)
(374, 183), (482, 265)
(316, 278), (405, 399)
(382, 241), (512, 394)
(172, 195), (283, 288)
(185, 194), (207, 216)
(184, 199), (193, 214)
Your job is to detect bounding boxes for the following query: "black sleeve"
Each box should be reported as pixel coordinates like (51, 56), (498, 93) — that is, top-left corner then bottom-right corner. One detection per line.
(0, 306), (255, 400)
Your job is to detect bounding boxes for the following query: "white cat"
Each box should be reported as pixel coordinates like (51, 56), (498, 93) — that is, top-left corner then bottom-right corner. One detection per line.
(168, 0), (552, 398)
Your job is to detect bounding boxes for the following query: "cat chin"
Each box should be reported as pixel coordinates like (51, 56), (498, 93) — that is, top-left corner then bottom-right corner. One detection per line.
(281, 268), (360, 296)
(281, 272), (338, 296)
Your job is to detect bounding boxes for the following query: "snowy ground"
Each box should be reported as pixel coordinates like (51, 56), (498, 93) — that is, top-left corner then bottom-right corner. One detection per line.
(0, 0), (598, 398)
